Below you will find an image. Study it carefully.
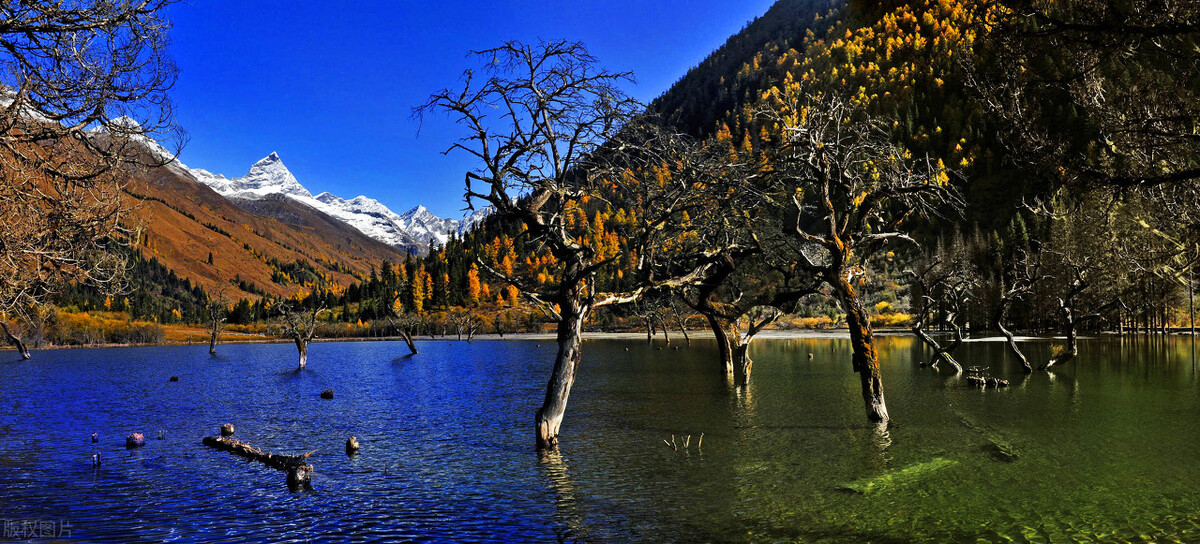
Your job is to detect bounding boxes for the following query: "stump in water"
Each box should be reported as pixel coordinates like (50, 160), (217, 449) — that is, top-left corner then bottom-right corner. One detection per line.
(202, 434), (315, 491)
(346, 436), (359, 456)
(221, 424), (235, 437)
(125, 433), (145, 449)
(320, 389), (334, 400)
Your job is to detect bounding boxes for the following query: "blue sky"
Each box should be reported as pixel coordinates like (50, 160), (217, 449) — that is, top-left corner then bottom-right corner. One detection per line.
(165, 1), (776, 218)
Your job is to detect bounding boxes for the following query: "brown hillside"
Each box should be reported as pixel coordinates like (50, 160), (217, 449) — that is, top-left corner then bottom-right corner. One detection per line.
(124, 160), (407, 300)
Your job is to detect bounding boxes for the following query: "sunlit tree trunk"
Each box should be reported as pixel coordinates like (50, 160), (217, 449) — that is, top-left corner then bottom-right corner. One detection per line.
(831, 275), (889, 423)
(536, 293), (588, 451)
(295, 338), (308, 369)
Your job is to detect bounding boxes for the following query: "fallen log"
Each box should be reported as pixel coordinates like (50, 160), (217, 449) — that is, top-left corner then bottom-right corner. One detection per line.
(202, 434), (315, 491)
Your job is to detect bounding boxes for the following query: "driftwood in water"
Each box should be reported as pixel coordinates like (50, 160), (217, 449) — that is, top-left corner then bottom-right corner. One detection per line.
(202, 434), (315, 490)
(965, 375), (1009, 389)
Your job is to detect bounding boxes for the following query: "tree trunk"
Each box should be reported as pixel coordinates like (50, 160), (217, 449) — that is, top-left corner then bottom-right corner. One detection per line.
(209, 326), (220, 355)
(673, 310), (691, 346)
(703, 312), (735, 376)
(1, 322), (30, 360)
(831, 276), (889, 423)
(295, 338), (308, 369)
(993, 294), (1031, 372)
(536, 300), (587, 451)
(401, 329), (418, 355)
(732, 342), (752, 387)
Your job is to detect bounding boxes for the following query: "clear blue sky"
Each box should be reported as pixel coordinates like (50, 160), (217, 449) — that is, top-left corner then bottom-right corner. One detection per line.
(165, 0), (776, 218)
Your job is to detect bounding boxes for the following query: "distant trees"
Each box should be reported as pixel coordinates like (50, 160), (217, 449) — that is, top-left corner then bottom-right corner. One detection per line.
(0, 0), (181, 357)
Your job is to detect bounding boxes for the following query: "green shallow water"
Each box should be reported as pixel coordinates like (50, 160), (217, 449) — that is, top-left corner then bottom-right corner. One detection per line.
(1, 334), (1198, 542)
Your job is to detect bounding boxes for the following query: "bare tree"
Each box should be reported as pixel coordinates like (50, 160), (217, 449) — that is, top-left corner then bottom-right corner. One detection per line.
(680, 250), (819, 385)
(908, 255), (974, 374)
(278, 303), (324, 369)
(419, 40), (717, 451)
(994, 250), (1043, 373)
(207, 289), (228, 356)
(388, 313), (422, 356)
(757, 89), (961, 423)
(968, 0), (1200, 190)
(450, 308), (480, 342)
(0, 1), (182, 355)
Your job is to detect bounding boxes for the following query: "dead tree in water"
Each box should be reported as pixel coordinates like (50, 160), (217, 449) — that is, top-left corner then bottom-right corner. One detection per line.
(908, 259), (972, 374)
(0, 318), (30, 360)
(279, 304), (324, 369)
(388, 313), (421, 355)
(419, 40), (719, 450)
(994, 251), (1041, 373)
(681, 250), (817, 386)
(450, 309), (480, 342)
(1042, 260), (1092, 371)
(206, 290), (228, 356)
(757, 90), (961, 423)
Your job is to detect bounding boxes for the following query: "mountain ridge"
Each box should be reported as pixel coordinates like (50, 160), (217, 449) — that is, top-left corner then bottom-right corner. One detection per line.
(180, 151), (485, 251)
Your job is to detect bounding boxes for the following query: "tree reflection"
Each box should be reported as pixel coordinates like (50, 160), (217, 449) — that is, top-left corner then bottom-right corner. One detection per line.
(539, 450), (591, 543)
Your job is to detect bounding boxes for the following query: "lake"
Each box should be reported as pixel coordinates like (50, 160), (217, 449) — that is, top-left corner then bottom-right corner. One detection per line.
(1, 334), (1199, 542)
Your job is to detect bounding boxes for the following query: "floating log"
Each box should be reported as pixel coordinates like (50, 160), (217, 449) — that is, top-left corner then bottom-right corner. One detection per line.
(125, 433), (145, 449)
(320, 389), (334, 400)
(839, 457), (956, 495)
(202, 434), (315, 491)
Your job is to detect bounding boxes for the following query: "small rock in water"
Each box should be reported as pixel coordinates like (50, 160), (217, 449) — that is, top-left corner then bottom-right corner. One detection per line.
(125, 433), (145, 449)
(320, 389), (334, 400)
(169, 376), (179, 382)
(346, 436), (360, 455)
(91, 432), (98, 443)
(220, 423), (235, 437)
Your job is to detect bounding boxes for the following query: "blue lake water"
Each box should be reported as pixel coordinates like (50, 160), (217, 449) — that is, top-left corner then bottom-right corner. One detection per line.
(1, 335), (1200, 542)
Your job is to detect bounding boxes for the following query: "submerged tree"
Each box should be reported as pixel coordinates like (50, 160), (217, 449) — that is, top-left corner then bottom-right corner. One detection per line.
(0, 1), (181, 358)
(758, 89), (960, 422)
(908, 250), (975, 374)
(420, 40), (717, 451)
(207, 290), (228, 356)
(279, 304), (323, 369)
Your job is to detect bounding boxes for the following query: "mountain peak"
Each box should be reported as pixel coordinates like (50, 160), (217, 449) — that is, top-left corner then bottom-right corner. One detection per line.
(253, 151), (283, 167)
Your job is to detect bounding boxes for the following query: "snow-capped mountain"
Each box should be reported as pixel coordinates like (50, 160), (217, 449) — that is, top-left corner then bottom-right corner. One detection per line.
(180, 152), (486, 250)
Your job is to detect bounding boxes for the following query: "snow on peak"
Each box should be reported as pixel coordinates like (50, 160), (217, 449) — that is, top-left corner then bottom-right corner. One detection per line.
(182, 150), (483, 251)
